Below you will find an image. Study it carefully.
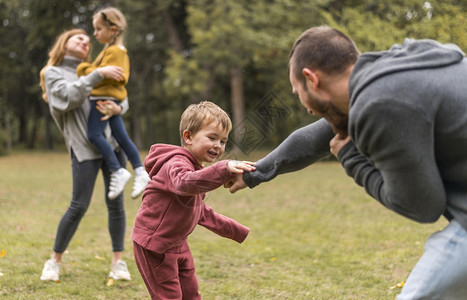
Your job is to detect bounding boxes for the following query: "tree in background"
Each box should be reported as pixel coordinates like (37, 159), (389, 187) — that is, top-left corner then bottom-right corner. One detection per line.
(164, 0), (326, 151)
(0, 0), (466, 154)
(1, 0), (96, 151)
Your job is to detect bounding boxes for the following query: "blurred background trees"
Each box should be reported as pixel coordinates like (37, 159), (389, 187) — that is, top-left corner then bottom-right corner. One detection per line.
(0, 0), (465, 155)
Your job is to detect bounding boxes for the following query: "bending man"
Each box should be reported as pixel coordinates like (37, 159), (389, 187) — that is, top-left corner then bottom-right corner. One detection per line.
(228, 26), (467, 299)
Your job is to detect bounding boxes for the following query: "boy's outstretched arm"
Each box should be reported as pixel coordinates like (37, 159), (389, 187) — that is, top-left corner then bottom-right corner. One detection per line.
(198, 202), (249, 243)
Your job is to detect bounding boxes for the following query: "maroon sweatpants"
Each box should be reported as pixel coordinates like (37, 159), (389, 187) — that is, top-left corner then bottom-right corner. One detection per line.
(133, 241), (201, 300)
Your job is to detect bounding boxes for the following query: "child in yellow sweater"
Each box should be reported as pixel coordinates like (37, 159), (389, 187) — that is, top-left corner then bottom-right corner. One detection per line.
(77, 7), (149, 200)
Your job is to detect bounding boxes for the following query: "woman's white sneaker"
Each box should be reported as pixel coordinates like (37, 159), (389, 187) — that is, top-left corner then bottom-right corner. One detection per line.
(109, 260), (131, 280)
(40, 257), (60, 281)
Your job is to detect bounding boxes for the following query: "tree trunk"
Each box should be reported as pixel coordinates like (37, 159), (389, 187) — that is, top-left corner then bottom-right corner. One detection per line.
(4, 107), (12, 152)
(144, 88), (154, 146)
(2, 89), (12, 152)
(130, 58), (153, 149)
(162, 8), (184, 52)
(27, 113), (39, 149)
(230, 65), (245, 153)
(40, 101), (53, 149)
(130, 92), (143, 150)
(161, 7), (198, 103)
(18, 113), (27, 146)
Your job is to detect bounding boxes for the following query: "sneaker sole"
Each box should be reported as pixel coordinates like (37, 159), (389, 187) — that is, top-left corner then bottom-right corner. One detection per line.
(40, 276), (59, 281)
(109, 271), (131, 281)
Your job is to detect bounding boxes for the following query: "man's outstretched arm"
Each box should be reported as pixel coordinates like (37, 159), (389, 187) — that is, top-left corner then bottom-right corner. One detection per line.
(229, 118), (334, 193)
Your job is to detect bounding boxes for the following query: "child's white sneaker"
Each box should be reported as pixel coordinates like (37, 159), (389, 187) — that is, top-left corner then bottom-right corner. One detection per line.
(109, 260), (131, 280)
(108, 168), (131, 200)
(131, 172), (150, 199)
(40, 257), (60, 281)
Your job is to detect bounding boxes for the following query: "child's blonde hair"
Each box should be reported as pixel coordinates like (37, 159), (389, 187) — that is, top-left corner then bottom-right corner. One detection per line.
(94, 7), (127, 46)
(93, 7), (127, 65)
(179, 101), (232, 146)
(39, 28), (91, 102)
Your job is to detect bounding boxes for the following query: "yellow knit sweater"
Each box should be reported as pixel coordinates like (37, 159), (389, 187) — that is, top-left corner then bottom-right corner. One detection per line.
(77, 45), (130, 101)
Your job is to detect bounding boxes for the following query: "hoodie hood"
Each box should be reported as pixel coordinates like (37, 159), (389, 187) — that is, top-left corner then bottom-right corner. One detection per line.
(349, 38), (465, 105)
(144, 144), (200, 178)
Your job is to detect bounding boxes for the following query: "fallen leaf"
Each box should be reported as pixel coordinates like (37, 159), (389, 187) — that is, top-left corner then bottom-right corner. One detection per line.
(95, 255), (105, 260)
(390, 281), (405, 290)
(107, 278), (115, 286)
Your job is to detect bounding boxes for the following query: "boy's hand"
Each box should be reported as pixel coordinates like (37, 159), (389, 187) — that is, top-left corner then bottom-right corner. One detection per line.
(227, 160), (256, 174)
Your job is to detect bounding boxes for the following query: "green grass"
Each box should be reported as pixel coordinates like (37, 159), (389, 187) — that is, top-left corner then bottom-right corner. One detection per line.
(0, 151), (446, 299)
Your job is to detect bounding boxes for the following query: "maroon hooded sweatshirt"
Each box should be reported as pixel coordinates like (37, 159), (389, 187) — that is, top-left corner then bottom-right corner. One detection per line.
(132, 144), (250, 253)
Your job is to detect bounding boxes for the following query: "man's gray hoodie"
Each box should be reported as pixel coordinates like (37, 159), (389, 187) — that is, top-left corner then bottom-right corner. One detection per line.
(341, 38), (467, 229)
(245, 39), (467, 230)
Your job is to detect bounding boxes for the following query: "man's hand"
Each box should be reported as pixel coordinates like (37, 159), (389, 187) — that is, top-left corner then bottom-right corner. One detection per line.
(95, 100), (122, 121)
(330, 134), (351, 157)
(224, 173), (248, 193)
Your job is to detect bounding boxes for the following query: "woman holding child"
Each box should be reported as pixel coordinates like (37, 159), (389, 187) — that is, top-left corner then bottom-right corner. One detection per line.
(39, 28), (132, 282)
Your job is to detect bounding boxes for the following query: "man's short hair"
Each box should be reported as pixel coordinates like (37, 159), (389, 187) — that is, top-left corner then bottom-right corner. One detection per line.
(289, 26), (360, 87)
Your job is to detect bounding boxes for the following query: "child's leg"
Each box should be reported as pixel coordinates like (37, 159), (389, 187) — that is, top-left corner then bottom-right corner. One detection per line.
(133, 242), (182, 299)
(179, 247), (201, 300)
(87, 100), (122, 172)
(107, 111), (143, 170)
(107, 109), (149, 199)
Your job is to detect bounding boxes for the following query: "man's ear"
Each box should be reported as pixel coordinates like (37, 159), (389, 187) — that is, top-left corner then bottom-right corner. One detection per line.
(302, 68), (319, 91)
(183, 130), (192, 145)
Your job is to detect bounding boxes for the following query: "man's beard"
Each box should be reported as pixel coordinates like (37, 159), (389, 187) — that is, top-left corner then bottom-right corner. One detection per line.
(325, 109), (348, 137)
(312, 97), (349, 137)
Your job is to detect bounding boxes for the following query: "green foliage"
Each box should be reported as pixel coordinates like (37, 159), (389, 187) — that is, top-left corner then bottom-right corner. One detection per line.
(164, 49), (211, 99)
(405, 3), (467, 50)
(1, 0), (467, 150)
(164, 0), (328, 145)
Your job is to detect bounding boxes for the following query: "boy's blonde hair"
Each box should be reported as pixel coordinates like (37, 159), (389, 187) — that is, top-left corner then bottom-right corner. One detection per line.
(179, 101), (232, 146)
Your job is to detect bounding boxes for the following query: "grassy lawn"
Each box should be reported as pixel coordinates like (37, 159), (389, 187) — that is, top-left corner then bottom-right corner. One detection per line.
(0, 151), (446, 299)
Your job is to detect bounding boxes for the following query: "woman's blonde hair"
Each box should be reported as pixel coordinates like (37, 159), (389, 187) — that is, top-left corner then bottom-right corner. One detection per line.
(39, 28), (91, 102)
(179, 101), (232, 146)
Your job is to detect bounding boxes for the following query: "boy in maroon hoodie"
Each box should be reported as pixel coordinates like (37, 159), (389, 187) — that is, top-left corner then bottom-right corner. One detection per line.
(132, 101), (255, 299)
